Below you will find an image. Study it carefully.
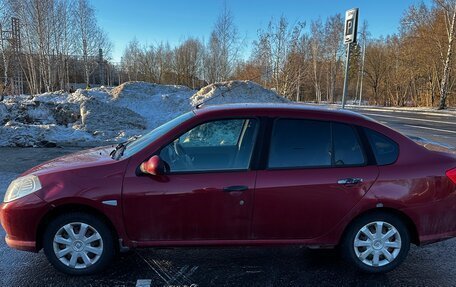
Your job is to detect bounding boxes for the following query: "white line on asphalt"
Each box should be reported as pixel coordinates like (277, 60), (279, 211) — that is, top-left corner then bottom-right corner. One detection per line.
(352, 107), (456, 118)
(135, 251), (170, 284)
(136, 279), (152, 287)
(152, 258), (176, 283)
(404, 124), (456, 134)
(362, 113), (456, 125)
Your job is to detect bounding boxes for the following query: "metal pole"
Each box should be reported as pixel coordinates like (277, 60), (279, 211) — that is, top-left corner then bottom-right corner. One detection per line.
(358, 38), (366, 106)
(342, 43), (351, 109)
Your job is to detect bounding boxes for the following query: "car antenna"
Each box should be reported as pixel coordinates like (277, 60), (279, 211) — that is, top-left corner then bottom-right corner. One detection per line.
(195, 83), (232, 109)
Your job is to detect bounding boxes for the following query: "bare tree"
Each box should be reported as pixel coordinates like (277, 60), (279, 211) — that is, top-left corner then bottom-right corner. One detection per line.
(250, 16), (306, 98)
(205, 3), (240, 82)
(174, 38), (203, 88)
(323, 14), (344, 103)
(310, 18), (324, 102)
(434, 0), (456, 109)
(364, 40), (390, 105)
(121, 38), (142, 81)
(73, 0), (111, 88)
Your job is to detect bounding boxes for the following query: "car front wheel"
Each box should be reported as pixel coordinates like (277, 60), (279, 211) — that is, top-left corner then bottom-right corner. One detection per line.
(43, 212), (115, 275)
(342, 212), (410, 273)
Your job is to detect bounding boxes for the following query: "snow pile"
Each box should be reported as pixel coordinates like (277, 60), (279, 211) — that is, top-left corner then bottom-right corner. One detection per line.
(0, 93), (89, 147)
(191, 80), (289, 107)
(0, 80), (288, 147)
(69, 89), (146, 139)
(0, 88), (148, 147)
(110, 81), (193, 129)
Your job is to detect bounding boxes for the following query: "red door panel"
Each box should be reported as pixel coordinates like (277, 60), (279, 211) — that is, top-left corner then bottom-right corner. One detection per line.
(252, 166), (379, 239)
(122, 171), (256, 241)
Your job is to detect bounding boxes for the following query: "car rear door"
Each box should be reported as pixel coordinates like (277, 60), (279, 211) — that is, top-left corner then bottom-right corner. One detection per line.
(252, 119), (379, 239)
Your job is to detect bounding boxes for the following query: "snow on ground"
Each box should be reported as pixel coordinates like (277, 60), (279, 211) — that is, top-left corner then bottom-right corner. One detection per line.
(191, 80), (289, 106)
(0, 80), (287, 147)
(110, 81), (194, 129)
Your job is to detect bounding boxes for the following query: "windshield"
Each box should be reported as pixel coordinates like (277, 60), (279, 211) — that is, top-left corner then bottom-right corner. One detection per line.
(120, 111), (194, 159)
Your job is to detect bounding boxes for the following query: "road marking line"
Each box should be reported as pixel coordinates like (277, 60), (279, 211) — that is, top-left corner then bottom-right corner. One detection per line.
(136, 279), (152, 287)
(179, 266), (199, 284)
(135, 251), (169, 284)
(352, 107), (456, 118)
(152, 259), (177, 283)
(168, 265), (188, 284)
(362, 113), (456, 125)
(404, 124), (456, 134)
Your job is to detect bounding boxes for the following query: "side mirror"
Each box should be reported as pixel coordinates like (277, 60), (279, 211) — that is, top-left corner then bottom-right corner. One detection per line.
(140, 155), (165, 176)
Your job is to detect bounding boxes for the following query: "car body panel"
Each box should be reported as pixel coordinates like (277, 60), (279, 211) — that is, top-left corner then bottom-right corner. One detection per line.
(21, 146), (115, 177)
(0, 146), (132, 251)
(122, 171), (256, 241)
(0, 104), (455, 253)
(252, 166), (379, 239)
(0, 193), (50, 252)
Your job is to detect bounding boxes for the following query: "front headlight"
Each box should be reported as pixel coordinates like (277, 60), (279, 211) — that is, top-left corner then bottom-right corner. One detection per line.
(4, 175), (42, 203)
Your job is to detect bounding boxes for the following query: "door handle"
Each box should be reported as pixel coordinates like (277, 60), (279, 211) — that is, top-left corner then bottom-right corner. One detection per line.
(223, 185), (248, 192)
(337, 178), (363, 185)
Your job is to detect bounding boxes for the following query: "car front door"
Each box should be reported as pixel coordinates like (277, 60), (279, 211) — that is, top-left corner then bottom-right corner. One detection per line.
(252, 119), (379, 239)
(122, 118), (259, 241)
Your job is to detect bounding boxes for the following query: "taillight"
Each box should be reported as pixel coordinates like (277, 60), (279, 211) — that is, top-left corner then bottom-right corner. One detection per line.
(447, 168), (456, 184)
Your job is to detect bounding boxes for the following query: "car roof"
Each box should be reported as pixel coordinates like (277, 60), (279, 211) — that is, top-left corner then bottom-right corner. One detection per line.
(193, 103), (374, 123)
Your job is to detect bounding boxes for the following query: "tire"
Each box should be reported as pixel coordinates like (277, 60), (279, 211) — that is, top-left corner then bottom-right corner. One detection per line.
(341, 212), (410, 273)
(42, 212), (116, 275)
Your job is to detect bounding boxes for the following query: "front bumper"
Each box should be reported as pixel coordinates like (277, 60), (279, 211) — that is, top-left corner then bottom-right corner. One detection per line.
(0, 193), (51, 252)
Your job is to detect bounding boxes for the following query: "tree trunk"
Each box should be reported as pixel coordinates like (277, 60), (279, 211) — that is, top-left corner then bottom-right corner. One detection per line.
(83, 38), (90, 88)
(438, 7), (456, 110)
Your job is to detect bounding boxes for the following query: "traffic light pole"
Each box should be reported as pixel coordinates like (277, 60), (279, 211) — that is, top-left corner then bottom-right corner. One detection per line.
(341, 43), (351, 109)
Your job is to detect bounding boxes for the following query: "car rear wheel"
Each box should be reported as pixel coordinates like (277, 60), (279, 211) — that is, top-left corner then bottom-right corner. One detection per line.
(341, 212), (410, 273)
(43, 212), (115, 275)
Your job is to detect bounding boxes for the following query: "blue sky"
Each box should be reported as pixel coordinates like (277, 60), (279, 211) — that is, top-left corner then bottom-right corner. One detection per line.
(92, 0), (432, 62)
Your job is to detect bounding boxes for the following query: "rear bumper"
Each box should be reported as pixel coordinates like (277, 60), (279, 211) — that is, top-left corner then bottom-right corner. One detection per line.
(401, 195), (456, 245)
(0, 194), (51, 252)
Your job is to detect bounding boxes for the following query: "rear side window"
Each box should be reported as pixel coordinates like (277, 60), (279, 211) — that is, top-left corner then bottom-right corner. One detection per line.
(333, 123), (366, 166)
(268, 119), (367, 169)
(269, 119), (332, 168)
(364, 128), (399, 165)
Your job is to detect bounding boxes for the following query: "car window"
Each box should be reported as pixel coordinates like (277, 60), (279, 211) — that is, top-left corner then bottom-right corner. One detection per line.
(122, 111), (194, 158)
(268, 119), (332, 168)
(180, 119), (244, 147)
(364, 128), (399, 165)
(160, 119), (258, 172)
(333, 123), (366, 166)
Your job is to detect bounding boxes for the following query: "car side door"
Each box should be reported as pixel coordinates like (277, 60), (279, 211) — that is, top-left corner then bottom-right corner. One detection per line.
(252, 118), (379, 239)
(122, 118), (260, 242)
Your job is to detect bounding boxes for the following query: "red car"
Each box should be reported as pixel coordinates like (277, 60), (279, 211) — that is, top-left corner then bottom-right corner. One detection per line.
(1, 104), (455, 275)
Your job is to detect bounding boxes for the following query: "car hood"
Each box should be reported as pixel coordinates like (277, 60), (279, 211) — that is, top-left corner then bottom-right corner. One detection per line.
(21, 146), (117, 176)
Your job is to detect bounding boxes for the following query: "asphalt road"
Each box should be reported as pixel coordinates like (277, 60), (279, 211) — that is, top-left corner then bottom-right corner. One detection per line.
(0, 108), (455, 287)
(349, 106), (455, 149)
